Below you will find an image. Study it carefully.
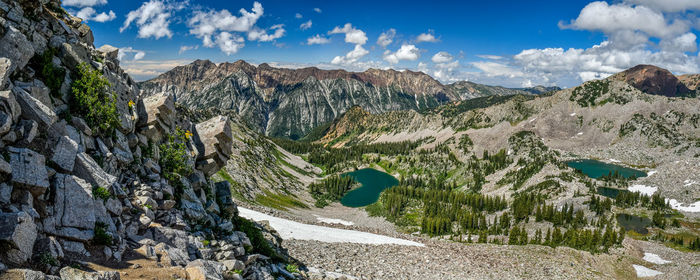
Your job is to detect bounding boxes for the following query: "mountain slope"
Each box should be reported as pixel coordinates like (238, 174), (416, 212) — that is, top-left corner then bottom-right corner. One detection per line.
(318, 66), (700, 203)
(140, 60), (555, 139)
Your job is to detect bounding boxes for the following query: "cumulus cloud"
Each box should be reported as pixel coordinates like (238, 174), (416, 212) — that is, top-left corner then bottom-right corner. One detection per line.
(216, 32), (245, 55)
(431, 51), (453, 63)
(560, 1), (688, 38)
(626, 0), (700, 12)
(295, 13), (303, 19)
(63, 0), (107, 7)
(178, 45), (199, 54)
(71, 6), (115, 22)
(314, 8), (322, 13)
(121, 59), (192, 81)
(120, 0), (174, 39)
(416, 32), (439, 43)
(329, 23), (368, 45)
(93, 10), (116, 22)
(300, 20), (312, 30)
(248, 24), (286, 42)
(377, 28), (396, 48)
(307, 34), (330, 45)
(187, 2), (284, 54)
(117, 47), (146, 61)
(331, 44), (369, 65)
(383, 44), (420, 64)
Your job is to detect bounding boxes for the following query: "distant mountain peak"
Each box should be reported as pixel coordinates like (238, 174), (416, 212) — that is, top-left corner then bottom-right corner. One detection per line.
(609, 64), (692, 97)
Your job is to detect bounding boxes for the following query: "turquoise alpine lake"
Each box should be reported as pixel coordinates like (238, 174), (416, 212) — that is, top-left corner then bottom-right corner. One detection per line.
(566, 159), (647, 179)
(340, 168), (399, 207)
(616, 213), (651, 235)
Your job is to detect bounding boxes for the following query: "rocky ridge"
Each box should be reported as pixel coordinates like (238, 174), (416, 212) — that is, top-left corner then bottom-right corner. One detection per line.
(0, 1), (304, 279)
(139, 59), (555, 139)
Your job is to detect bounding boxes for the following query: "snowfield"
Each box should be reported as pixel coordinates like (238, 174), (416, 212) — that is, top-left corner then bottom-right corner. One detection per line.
(643, 253), (671, 265)
(628, 185), (657, 196)
(632, 265), (663, 277)
(238, 207), (424, 246)
(313, 215), (355, 226)
(664, 199), (700, 213)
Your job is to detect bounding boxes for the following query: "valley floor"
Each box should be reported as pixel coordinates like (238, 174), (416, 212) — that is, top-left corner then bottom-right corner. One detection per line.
(243, 203), (700, 280)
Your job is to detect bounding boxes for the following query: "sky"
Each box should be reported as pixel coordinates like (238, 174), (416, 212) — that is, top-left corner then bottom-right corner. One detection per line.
(63, 0), (700, 88)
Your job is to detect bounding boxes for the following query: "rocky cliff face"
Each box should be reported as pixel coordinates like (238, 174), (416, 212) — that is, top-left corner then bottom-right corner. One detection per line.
(0, 1), (295, 279)
(447, 81), (559, 99)
(140, 60), (552, 140)
(609, 64), (694, 97)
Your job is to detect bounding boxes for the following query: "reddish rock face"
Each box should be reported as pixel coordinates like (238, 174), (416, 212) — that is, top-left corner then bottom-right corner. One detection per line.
(678, 74), (700, 91)
(610, 65), (691, 97)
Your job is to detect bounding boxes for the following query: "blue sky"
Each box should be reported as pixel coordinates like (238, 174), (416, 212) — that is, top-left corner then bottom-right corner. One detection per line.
(64, 0), (700, 88)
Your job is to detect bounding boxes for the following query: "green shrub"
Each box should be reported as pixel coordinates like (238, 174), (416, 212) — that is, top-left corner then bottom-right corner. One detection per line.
(38, 252), (58, 266)
(70, 63), (119, 136)
(285, 264), (299, 273)
(30, 48), (65, 98)
(92, 186), (111, 201)
(233, 216), (282, 261)
(93, 222), (113, 246)
(159, 128), (194, 196)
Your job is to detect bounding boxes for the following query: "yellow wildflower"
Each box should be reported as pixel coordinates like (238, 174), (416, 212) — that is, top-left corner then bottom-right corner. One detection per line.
(128, 100), (135, 108)
(185, 130), (193, 139)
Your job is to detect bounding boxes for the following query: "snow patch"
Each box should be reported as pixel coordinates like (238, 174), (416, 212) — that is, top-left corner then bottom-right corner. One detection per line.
(529, 117), (537, 123)
(647, 170), (657, 176)
(570, 112), (576, 116)
(609, 158), (621, 163)
(577, 132), (583, 135)
(643, 253), (671, 265)
(628, 185), (657, 196)
(664, 198), (700, 213)
(238, 207), (424, 246)
(313, 215), (354, 226)
(632, 265), (663, 277)
(683, 180), (697, 187)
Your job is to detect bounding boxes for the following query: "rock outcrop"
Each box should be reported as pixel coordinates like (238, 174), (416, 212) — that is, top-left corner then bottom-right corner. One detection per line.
(609, 64), (693, 97)
(0, 1), (297, 279)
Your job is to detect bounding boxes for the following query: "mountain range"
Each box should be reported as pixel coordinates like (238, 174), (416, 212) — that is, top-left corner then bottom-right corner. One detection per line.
(140, 60), (560, 139)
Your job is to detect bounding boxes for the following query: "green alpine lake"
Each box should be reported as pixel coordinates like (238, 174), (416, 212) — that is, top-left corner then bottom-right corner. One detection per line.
(566, 159), (647, 179)
(340, 168), (399, 207)
(616, 213), (651, 235)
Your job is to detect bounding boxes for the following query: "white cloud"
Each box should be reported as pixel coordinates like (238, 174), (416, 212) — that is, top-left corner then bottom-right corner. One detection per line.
(117, 47), (146, 61)
(216, 32), (245, 55)
(472, 61), (524, 78)
(178, 45), (198, 54)
(63, 0), (107, 8)
(300, 20), (312, 30)
(295, 13), (303, 19)
(329, 23), (368, 45)
(314, 8), (322, 13)
(561, 1), (689, 38)
(75, 7), (95, 20)
(187, 2), (284, 54)
(248, 24), (285, 42)
(121, 59), (192, 81)
(383, 44), (420, 64)
(120, 0), (174, 39)
(331, 44), (369, 65)
(477, 55), (504, 60)
(377, 28), (396, 48)
(92, 10), (116, 22)
(416, 32), (439, 43)
(72, 7), (115, 22)
(431, 51), (453, 63)
(133, 51), (146, 60)
(659, 32), (697, 52)
(307, 34), (330, 45)
(626, 0), (700, 12)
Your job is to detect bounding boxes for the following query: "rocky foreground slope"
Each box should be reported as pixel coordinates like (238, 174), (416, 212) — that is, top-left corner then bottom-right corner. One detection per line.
(139, 59), (556, 139)
(0, 1), (306, 279)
